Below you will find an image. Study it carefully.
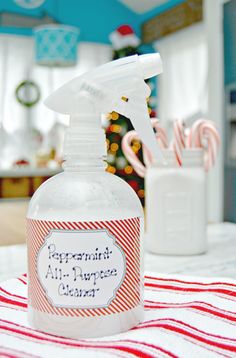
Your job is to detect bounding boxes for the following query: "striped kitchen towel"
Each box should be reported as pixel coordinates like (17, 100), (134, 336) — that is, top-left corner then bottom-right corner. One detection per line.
(0, 273), (236, 357)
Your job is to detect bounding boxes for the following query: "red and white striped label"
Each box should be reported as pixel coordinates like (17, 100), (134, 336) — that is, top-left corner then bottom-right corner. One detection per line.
(27, 217), (141, 317)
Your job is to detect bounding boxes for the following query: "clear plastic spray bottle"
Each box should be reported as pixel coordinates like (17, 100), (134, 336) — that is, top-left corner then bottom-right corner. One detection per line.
(27, 54), (163, 339)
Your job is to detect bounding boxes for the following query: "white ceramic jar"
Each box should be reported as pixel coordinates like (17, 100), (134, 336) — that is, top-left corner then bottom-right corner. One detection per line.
(145, 149), (206, 255)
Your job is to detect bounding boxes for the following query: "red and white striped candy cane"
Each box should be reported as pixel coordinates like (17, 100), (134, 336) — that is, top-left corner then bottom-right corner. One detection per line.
(143, 118), (168, 167)
(171, 119), (187, 166)
(187, 119), (220, 171)
(186, 119), (205, 147)
(121, 130), (146, 178)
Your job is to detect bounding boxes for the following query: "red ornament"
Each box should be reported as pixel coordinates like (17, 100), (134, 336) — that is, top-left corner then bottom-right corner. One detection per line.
(127, 180), (139, 191)
(14, 159), (30, 166)
(150, 109), (157, 117)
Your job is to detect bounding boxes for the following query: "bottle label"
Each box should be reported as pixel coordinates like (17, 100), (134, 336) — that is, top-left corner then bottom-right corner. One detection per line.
(27, 217), (140, 317)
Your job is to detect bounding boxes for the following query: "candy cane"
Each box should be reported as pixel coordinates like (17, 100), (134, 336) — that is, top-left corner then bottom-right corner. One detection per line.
(187, 119), (220, 171)
(122, 119), (167, 177)
(171, 119), (187, 166)
(186, 119), (204, 147)
(121, 130), (146, 178)
(143, 118), (168, 167)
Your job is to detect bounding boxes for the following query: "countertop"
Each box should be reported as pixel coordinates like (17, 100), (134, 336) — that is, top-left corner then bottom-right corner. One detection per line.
(0, 167), (60, 177)
(0, 222), (235, 282)
(0, 200), (28, 246)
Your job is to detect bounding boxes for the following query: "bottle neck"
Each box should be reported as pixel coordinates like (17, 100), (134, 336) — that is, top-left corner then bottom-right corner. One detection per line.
(63, 110), (107, 172)
(63, 156), (107, 172)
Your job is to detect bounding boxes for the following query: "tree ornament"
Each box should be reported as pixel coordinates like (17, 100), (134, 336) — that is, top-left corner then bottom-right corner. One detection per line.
(15, 80), (41, 108)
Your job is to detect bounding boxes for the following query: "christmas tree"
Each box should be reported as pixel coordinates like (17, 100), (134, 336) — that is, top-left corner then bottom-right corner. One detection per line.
(104, 25), (156, 206)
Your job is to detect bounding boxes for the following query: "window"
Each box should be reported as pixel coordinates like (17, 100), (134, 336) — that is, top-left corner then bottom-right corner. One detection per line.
(155, 23), (208, 127)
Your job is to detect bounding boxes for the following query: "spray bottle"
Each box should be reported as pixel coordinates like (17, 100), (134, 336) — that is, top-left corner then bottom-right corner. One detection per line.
(26, 53), (163, 339)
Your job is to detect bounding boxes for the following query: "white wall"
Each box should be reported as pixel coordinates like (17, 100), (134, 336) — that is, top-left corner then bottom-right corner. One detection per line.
(154, 22), (208, 127)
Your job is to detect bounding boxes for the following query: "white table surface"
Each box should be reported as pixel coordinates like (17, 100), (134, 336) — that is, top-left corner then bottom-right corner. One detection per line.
(0, 223), (235, 282)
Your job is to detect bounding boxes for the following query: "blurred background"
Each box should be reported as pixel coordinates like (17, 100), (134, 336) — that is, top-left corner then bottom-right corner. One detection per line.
(0, 0), (234, 248)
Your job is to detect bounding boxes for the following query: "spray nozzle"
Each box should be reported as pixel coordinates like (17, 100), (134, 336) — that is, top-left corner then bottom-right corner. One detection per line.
(138, 53), (163, 79)
(45, 53), (164, 163)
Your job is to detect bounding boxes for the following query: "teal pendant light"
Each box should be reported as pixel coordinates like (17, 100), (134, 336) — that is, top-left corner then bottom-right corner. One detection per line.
(34, 24), (79, 67)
